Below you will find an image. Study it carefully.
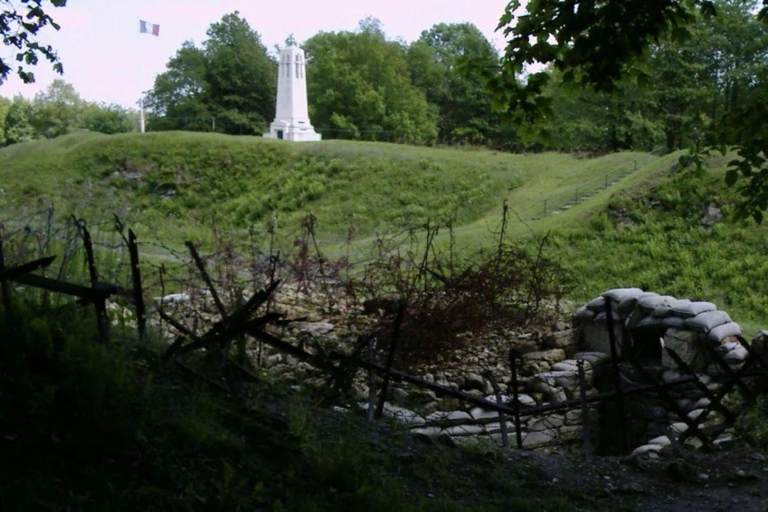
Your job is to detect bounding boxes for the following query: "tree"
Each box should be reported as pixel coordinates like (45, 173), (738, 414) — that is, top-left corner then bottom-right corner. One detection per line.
(303, 19), (438, 143)
(496, 0), (768, 221)
(203, 12), (276, 132)
(144, 41), (211, 130)
(0, 0), (67, 84)
(81, 103), (134, 134)
(145, 12), (276, 135)
(3, 96), (34, 144)
(30, 78), (81, 138)
(408, 23), (501, 144)
(0, 95), (10, 145)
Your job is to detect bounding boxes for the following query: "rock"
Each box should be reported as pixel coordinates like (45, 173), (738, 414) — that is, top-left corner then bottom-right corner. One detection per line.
(469, 407), (500, 421)
(700, 204), (723, 227)
(527, 414), (565, 432)
(687, 409), (705, 420)
(296, 321), (334, 336)
(670, 422), (689, 434)
(662, 328), (705, 371)
(544, 329), (575, 349)
(159, 292), (190, 304)
(648, 435), (671, 446)
(485, 422), (510, 435)
(752, 331), (768, 360)
(581, 317), (627, 356)
(464, 372), (485, 391)
(410, 427), (442, 443)
(522, 429), (557, 449)
(565, 410), (582, 425)
(631, 444), (665, 456)
(445, 424), (484, 437)
(436, 398), (463, 411)
(526, 349), (567, 365)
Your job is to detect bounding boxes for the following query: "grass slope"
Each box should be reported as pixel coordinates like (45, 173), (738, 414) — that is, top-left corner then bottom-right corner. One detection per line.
(0, 131), (655, 243)
(4, 131), (766, 332)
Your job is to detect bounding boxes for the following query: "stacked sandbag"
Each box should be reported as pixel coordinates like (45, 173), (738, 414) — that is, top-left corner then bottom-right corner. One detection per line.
(574, 288), (746, 372)
(574, 288), (644, 356)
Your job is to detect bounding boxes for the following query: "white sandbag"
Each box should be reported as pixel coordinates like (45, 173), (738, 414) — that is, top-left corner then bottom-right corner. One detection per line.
(602, 288), (644, 302)
(685, 310), (731, 333)
(617, 295), (640, 315)
(625, 308), (648, 330)
(574, 306), (595, 322)
(662, 316), (686, 328)
(651, 304), (674, 318)
(637, 295), (676, 313)
(586, 296), (606, 312)
(707, 322), (742, 342)
(636, 315), (666, 329)
(594, 311), (621, 321)
(671, 301), (716, 318)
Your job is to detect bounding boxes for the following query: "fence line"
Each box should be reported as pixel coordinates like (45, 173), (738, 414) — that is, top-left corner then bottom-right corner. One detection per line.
(2, 211), (766, 456)
(540, 146), (665, 217)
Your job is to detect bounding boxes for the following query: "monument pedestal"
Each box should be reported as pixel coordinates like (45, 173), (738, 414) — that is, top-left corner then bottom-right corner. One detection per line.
(264, 44), (321, 142)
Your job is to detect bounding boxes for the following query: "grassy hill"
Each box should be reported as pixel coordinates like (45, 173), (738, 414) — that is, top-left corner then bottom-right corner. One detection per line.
(3, 131), (768, 334)
(0, 131), (659, 243)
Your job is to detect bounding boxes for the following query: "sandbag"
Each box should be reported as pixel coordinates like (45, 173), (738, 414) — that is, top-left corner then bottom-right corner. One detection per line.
(586, 296), (606, 312)
(574, 306), (596, 323)
(651, 304), (674, 318)
(625, 307), (648, 330)
(685, 310), (731, 332)
(594, 311), (621, 321)
(671, 301), (716, 318)
(707, 322), (742, 342)
(603, 288), (644, 303)
(636, 315), (666, 329)
(662, 316), (686, 328)
(637, 294), (676, 313)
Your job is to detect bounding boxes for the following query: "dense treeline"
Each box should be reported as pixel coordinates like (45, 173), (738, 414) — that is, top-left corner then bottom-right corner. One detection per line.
(0, 80), (135, 146)
(529, 0), (768, 153)
(2, 1), (765, 153)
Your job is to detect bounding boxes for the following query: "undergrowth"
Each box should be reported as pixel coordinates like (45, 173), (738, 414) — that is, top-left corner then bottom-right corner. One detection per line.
(0, 294), (571, 511)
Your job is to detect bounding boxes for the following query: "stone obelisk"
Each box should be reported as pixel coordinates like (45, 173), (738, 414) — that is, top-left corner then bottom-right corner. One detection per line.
(264, 44), (321, 141)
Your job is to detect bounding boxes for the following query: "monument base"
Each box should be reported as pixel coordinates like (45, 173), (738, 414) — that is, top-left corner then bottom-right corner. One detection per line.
(264, 120), (321, 142)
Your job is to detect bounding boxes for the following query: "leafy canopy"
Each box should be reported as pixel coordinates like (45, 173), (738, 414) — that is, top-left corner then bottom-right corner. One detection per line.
(496, 0), (768, 221)
(0, 0), (67, 84)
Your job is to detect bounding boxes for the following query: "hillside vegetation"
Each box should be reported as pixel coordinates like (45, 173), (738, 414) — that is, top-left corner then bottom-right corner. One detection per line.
(0, 131), (655, 242)
(3, 131), (768, 335)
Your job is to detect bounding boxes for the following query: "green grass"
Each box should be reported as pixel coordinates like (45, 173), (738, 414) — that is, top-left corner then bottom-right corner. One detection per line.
(0, 131), (657, 245)
(3, 131), (768, 334)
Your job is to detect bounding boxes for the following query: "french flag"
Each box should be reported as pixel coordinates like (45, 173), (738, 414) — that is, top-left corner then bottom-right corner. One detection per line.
(139, 20), (160, 36)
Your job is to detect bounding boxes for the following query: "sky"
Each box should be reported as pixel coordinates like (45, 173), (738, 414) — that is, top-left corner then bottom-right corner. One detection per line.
(0, 0), (513, 108)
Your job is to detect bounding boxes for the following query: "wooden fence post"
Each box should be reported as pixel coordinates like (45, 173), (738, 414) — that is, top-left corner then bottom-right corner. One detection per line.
(604, 298), (628, 453)
(485, 370), (509, 448)
(375, 304), (405, 419)
(0, 237), (10, 313)
(577, 360), (593, 462)
(80, 222), (108, 343)
(127, 229), (146, 342)
(509, 349), (524, 449)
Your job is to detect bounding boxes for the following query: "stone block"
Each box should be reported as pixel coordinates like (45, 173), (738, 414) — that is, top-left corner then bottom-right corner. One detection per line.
(527, 414), (565, 432)
(522, 429), (557, 449)
(469, 407), (500, 422)
(522, 349), (567, 364)
(445, 424), (485, 437)
(661, 328), (705, 371)
(582, 318), (627, 356)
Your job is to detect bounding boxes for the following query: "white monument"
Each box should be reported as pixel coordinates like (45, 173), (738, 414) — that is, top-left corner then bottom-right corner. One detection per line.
(264, 44), (321, 141)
